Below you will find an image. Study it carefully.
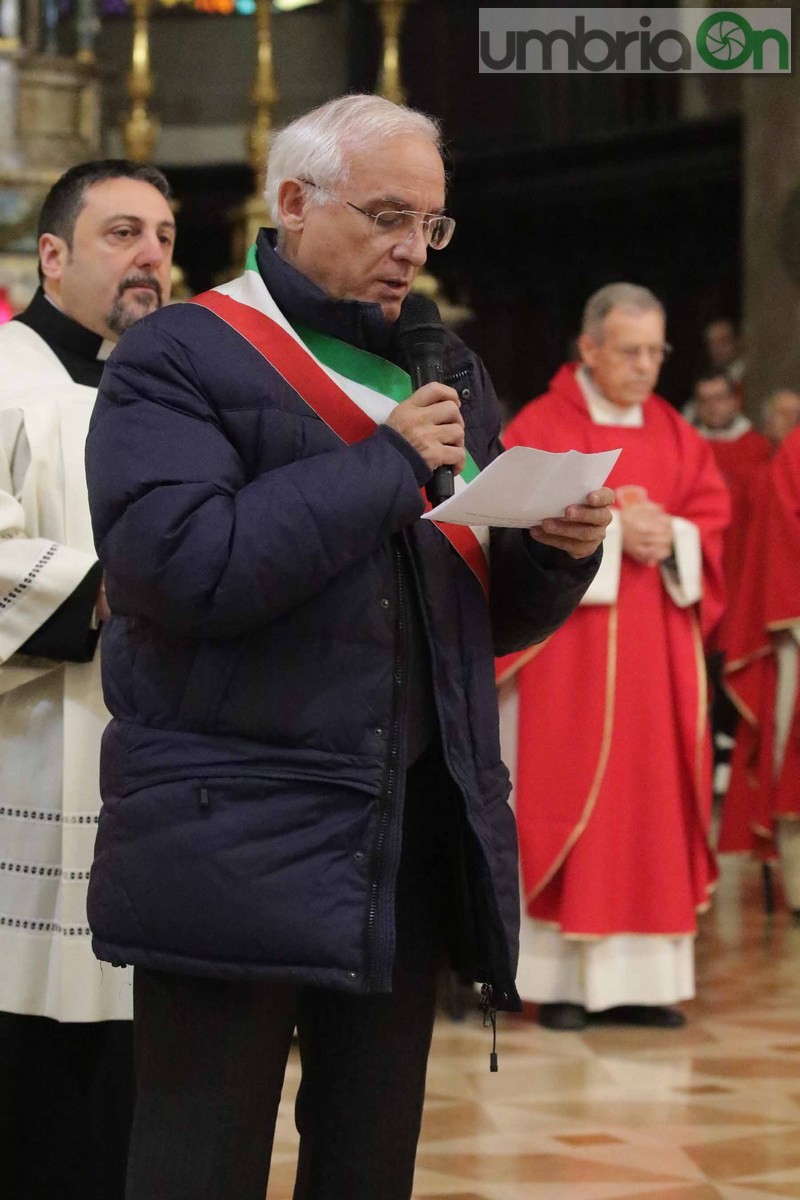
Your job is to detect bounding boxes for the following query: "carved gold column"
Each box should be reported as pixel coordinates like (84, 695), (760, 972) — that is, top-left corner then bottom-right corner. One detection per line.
(247, 0), (277, 198)
(369, 0), (470, 325)
(230, 0), (277, 270)
(122, 0), (158, 162)
(0, 5), (21, 176)
(373, 0), (414, 105)
(0, 0), (21, 49)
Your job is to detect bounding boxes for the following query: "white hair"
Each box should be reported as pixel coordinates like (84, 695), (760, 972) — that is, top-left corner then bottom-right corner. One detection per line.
(582, 283), (665, 340)
(761, 388), (800, 422)
(264, 93), (443, 227)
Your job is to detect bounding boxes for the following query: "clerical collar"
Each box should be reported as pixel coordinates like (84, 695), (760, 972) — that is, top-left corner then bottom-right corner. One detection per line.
(693, 413), (752, 441)
(14, 287), (113, 387)
(576, 365), (644, 427)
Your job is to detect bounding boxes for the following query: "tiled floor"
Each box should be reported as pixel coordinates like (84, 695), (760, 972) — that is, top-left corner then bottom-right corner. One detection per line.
(267, 856), (800, 1199)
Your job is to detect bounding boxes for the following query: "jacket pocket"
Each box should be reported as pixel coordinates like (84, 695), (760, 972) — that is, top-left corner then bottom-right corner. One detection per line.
(91, 773), (373, 977)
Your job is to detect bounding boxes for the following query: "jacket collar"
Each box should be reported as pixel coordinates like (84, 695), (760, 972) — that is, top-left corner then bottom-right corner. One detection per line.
(255, 228), (397, 360)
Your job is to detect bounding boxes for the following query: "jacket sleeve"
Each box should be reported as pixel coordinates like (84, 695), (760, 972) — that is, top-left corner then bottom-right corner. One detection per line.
(471, 360), (602, 656)
(86, 317), (430, 638)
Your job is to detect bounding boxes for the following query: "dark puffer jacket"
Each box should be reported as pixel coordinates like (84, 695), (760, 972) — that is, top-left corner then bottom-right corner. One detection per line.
(85, 232), (599, 1011)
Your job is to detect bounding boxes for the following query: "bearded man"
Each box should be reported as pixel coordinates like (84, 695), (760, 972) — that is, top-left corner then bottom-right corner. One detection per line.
(0, 159), (174, 1200)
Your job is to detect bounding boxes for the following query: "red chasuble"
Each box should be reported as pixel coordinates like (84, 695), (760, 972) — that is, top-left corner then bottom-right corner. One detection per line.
(498, 365), (728, 936)
(706, 430), (772, 653)
(719, 428), (800, 856)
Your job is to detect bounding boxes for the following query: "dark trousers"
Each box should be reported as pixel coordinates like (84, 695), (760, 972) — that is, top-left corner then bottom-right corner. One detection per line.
(126, 746), (455, 1200)
(0, 1012), (134, 1200)
(707, 650), (739, 743)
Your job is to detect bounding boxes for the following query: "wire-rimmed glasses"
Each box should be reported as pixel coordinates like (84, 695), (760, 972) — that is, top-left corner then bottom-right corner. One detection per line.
(299, 180), (455, 250)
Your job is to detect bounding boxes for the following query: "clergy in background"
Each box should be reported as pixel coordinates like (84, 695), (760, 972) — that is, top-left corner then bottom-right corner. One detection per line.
(688, 370), (772, 797)
(498, 283), (730, 1031)
(761, 388), (800, 451)
(0, 160), (175, 1199)
(719, 424), (800, 919)
(689, 370), (771, 640)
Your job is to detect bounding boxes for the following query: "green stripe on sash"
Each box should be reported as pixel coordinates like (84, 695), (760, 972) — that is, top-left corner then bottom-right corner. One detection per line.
(246, 243), (480, 483)
(294, 321), (413, 404)
(245, 244), (260, 274)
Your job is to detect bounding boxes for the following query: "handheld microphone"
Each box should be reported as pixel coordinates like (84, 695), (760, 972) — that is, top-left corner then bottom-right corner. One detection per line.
(397, 295), (454, 507)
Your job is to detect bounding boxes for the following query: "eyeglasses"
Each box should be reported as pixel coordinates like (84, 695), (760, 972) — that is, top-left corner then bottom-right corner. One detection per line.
(610, 343), (673, 363)
(299, 180), (456, 250)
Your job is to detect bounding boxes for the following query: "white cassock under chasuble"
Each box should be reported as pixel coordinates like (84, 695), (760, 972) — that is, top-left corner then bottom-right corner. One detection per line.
(0, 319), (132, 1022)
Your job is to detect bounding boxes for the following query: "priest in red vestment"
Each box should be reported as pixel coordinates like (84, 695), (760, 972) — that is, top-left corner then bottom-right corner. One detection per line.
(689, 370), (771, 654)
(762, 389), (800, 451)
(498, 283), (729, 1031)
(718, 426), (800, 917)
(688, 370), (772, 799)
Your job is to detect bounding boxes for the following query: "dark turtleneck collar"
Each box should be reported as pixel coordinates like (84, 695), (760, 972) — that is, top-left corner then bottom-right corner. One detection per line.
(15, 287), (108, 388)
(255, 228), (400, 363)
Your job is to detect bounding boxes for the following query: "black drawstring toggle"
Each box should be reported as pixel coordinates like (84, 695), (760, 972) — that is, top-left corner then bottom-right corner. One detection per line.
(480, 984), (499, 1072)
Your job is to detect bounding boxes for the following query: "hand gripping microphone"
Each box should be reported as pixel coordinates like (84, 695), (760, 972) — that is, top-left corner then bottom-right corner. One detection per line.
(397, 295), (454, 507)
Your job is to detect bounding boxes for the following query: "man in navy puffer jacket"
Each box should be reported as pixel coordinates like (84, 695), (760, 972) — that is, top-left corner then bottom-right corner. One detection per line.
(85, 94), (612, 1200)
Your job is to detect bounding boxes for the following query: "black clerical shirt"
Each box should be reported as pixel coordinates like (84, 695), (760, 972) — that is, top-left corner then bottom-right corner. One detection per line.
(15, 287), (108, 389)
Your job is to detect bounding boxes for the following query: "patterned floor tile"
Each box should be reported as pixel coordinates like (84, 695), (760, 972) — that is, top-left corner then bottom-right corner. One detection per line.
(414, 1152), (690, 1185)
(729, 1184), (800, 1198)
(264, 858), (800, 1199)
(556, 1134), (629, 1147)
(598, 1189), (727, 1199)
(720, 1187), (800, 1199)
(683, 1132), (800, 1179)
(688, 1057), (800, 1079)
(672, 1086), (734, 1095)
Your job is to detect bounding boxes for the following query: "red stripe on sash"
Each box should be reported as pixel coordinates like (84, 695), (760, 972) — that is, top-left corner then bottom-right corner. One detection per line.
(192, 289), (489, 597)
(193, 292), (377, 445)
(436, 517), (490, 596)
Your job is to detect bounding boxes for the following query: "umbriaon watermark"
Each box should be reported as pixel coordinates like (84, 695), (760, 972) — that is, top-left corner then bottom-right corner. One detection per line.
(479, 9), (791, 74)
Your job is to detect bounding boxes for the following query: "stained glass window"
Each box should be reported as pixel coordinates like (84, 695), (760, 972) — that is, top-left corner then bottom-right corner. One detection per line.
(94, 0), (320, 13)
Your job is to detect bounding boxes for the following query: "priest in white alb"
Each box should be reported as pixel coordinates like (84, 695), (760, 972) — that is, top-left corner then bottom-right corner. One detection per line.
(0, 159), (174, 1200)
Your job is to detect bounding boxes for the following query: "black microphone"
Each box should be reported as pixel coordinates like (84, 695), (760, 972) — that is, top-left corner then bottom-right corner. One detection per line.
(397, 295), (454, 507)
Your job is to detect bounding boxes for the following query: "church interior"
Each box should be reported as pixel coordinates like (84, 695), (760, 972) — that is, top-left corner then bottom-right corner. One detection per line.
(2, 1), (800, 1196)
(3, 0), (799, 413)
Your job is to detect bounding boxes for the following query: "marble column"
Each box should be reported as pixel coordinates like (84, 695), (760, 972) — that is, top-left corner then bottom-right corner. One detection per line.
(742, 5), (800, 414)
(0, 0), (20, 40)
(0, 55), (21, 170)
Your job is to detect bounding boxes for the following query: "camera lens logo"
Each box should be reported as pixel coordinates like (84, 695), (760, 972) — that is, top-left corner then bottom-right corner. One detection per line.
(479, 8), (790, 75)
(697, 11), (753, 70)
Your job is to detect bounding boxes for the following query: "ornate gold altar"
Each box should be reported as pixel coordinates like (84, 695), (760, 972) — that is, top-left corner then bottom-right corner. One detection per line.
(0, 0), (468, 325)
(0, 0), (102, 307)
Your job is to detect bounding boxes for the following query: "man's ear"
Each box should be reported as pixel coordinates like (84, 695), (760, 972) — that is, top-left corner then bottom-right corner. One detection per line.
(277, 179), (308, 234)
(39, 233), (68, 284)
(577, 331), (598, 369)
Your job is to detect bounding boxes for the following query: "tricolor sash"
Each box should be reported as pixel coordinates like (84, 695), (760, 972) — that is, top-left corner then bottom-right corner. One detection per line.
(190, 246), (490, 596)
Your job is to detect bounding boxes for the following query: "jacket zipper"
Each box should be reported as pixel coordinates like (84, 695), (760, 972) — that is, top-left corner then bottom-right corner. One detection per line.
(365, 538), (407, 991)
(403, 535), (517, 1065)
(443, 367), (470, 387)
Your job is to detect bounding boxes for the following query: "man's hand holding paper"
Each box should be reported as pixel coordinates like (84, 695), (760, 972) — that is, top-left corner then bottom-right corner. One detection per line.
(422, 444), (618, 559)
(529, 487), (615, 559)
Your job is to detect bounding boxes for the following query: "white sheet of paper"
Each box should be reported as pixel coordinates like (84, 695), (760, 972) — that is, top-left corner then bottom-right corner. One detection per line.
(421, 445), (621, 528)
